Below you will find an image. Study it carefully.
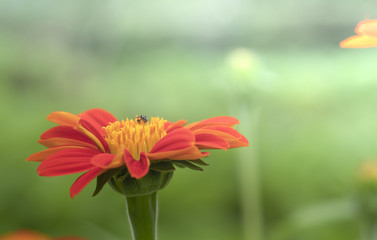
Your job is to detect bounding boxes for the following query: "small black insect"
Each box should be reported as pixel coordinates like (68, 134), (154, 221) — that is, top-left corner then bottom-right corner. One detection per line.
(136, 115), (148, 123)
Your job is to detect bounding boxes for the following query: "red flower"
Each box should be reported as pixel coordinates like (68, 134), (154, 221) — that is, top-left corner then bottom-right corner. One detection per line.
(340, 19), (377, 48)
(27, 109), (249, 198)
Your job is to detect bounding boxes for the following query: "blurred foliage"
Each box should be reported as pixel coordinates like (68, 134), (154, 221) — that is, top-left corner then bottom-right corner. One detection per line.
(1, 1), (377, 240)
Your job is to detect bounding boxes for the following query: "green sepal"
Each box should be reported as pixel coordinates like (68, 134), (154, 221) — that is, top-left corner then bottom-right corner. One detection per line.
(172, 160), (204, 171)
(150, 161), (176, 172)
(108, 170), (174, 197)
(191, 159), (209, 166)
(92, 167), (123, 197)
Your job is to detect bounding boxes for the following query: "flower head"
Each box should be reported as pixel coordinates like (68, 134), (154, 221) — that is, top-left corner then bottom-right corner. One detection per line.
(27, 109), (249, 198)
(340, 19), (377, 48)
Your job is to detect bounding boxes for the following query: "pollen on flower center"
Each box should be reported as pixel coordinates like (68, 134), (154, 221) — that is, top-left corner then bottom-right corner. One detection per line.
(103, 116), (167, 160)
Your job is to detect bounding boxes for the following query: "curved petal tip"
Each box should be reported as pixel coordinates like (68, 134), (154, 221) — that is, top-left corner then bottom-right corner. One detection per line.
(124, 150), (149, 179)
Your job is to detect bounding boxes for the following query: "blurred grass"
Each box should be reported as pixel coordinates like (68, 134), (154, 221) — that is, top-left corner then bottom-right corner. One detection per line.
(2, 1), (377, 240)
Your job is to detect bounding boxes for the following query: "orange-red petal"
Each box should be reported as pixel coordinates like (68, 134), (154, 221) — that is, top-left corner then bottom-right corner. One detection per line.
(165, 120), (187, 133)
(38, 138), (98, 149)
(170, 149), (210, 160)
(37, 148), (100, 176)
(202, 125), (244, 138)
(70, 167), (103, 198)
(148, 145), (209, 160)
(47, 111), (80, 127)
(194, 133), (229, 150)
(77, 119), (110, 152)
(124, 150), (149, 179)
(150, 128), (194, 153)
(340, 35), (377, 48)
(355, 19), (377, 37)
(195, 125), (249, 148)
(40, 126), (96, 146)
(0, 230), (51, 240)
(26, 146), (87, 162)
(185, 116), (240, 131)
(91, 153), (115, 168)
(78, 108), (117, 136)
(230, 132), (249, 147)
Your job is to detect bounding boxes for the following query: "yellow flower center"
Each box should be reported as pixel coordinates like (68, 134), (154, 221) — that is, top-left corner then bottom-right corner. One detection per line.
(103, 116), (167, 160)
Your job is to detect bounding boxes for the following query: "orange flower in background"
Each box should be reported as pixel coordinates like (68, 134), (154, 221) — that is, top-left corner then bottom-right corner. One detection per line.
(0, 230), (85, 240)
(340, 19), (377, 48)
(27, 109), (249, 198)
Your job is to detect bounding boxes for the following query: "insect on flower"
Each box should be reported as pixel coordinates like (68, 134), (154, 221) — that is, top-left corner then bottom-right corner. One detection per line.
(136, 115), (148, 123)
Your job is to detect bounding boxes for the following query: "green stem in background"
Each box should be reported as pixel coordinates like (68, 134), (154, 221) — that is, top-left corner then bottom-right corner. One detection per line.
(126, 192), (158, 240)
(226, 47), (265, 240)
(237, 104), (264, 240)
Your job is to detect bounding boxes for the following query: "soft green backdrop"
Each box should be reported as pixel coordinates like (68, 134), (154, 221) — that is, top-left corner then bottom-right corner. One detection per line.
(1, 1), (377, 239)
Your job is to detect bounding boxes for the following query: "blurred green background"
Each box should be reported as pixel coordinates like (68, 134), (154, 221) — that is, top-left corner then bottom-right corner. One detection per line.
(1, 1), (377, 239)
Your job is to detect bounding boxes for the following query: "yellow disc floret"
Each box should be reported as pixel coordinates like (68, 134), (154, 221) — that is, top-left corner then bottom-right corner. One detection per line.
(103, 116), (167, 160)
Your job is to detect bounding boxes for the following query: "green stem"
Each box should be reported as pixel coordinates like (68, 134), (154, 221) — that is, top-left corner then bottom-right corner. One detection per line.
(237, 104), (264, 240)
(125, 192), (158, 240)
